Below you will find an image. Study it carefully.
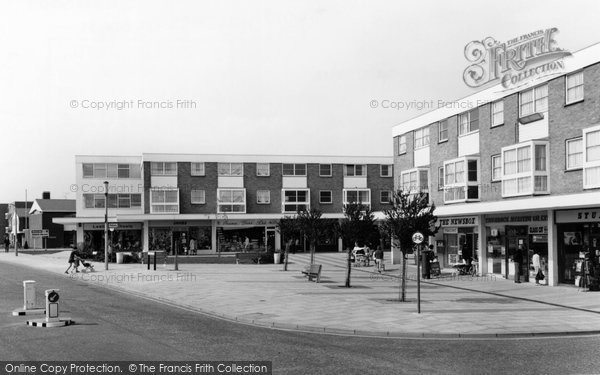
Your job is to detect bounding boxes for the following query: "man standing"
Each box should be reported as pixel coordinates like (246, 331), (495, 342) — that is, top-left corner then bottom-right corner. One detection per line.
(4, 236), (10, 252)
(532, 250), (543, 285)
(374, 246), (384, 273)
(513, 244), (524, 283)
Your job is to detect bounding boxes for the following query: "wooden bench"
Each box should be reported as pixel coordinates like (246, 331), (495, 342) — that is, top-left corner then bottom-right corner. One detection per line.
(235, 252), (264, 264)
(301, 264), (322, 283)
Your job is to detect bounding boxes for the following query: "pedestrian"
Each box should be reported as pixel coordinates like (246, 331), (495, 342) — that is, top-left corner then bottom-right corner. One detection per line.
(189, 237), (197, 255)
(243, 236), (250, 252)
(65, 248), (80, 274)
(513, 244), (524, 283)
(374, 246), (384, 273)
(532, 250), (544, 285)
(4, 236), (9, 252)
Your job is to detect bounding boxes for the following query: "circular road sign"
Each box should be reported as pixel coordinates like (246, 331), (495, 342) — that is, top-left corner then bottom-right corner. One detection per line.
(47, 291), (59, 303)
(412, 232), (424, 244)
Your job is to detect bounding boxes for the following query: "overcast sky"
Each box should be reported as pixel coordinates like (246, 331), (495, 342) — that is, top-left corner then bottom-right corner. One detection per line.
(1, 0), (599, 203)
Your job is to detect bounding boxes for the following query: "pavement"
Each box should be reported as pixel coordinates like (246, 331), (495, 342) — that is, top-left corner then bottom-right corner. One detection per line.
(1, 250), (599, 338)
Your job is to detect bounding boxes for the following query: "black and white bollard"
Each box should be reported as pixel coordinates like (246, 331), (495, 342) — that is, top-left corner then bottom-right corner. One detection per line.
(12, 280), (45, 316)
(26, 289), (74, 327)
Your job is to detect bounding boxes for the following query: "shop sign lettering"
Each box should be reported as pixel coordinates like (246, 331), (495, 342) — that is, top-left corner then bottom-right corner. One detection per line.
(485, 214), (547, 223)
(438, 217), (477, 226)
(556, 209), (600, 223)
(528, 226), (547, 234)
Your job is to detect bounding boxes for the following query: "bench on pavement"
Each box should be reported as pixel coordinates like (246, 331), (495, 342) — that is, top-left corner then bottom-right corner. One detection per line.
(235, 252), (268, 264)
(301, 264), (322, 283)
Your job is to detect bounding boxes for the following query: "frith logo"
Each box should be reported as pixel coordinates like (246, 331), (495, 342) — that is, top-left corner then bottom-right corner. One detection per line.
(463, 28), (572, 89)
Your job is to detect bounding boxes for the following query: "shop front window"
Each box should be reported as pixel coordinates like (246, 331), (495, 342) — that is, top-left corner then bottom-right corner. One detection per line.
(217, 227), (266, 252)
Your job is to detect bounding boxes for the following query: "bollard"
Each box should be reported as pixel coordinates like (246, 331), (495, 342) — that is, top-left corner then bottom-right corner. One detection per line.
(26, 289), (73, 327)
(12, 280), (45, 316)
(45, 289), (60, 323)
(23, 280), (36, 310)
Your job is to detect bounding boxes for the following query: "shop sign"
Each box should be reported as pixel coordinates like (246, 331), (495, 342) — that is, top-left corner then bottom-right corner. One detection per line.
(528, 226), (547, 234)
(217, 219), (280, 226)
(438, 217), (477, 227)
(485, 214), (547, 224)
(556, 209), (600, 223)
(443, 228), (459, 234)
(83, 223), (142, 230)
(532, 235), (548, 243)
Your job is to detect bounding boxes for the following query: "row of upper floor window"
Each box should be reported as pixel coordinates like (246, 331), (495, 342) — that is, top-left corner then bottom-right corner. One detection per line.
(82, 162), (394, 179)
(82, 188), (394, 214)
(397, 70), (585, 154)
(399, 124), (600, 204)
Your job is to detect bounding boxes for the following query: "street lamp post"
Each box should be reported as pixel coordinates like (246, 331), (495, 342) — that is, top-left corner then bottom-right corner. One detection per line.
(104, 181), (109, 271)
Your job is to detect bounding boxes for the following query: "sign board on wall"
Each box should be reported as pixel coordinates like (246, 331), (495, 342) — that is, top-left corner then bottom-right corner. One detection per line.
(83, 223), (142, 230)
(438, 217), (478, 227)
(556, 209), (600, 223)
(485, 213), (548, 224)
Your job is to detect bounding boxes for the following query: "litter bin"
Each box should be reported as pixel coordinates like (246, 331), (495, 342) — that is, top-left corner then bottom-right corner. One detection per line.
(116, 252), (124, 264)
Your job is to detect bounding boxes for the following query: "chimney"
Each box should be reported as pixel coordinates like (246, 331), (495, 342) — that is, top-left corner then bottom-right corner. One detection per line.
(42, 191), (51, 199)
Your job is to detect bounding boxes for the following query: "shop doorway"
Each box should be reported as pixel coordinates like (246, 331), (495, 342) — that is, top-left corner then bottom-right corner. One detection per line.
(506, 226), (528, 281)
(172, 230), (188, 255)
(266, 228), (276, 252)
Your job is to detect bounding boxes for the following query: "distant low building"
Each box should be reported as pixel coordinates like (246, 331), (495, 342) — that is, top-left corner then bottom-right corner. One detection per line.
(27, 192), (76, 248)
(6, 201), (33, 247)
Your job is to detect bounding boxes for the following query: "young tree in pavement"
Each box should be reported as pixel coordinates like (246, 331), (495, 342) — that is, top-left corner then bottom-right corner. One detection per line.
(336, 203), (379, 288)
(297, 208), (336, 265)
(278, 216), (301, 271)
(383, 190), (438, 302)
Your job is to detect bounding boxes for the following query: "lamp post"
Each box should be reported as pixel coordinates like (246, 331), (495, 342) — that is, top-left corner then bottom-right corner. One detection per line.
(104, 181), (109, 271)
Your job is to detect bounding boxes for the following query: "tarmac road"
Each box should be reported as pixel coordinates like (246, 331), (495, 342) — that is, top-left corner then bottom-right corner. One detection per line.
(0, 262), (599, 375)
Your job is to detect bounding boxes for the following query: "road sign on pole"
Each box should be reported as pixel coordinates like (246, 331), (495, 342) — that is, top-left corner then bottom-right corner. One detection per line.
(412, 231), (424, 314)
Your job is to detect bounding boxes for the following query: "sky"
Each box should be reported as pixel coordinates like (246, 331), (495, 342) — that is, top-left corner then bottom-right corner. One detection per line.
(1, 0), (599, 203)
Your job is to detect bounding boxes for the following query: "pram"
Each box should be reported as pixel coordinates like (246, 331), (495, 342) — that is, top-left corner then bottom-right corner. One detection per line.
(78, 258), (95, 272)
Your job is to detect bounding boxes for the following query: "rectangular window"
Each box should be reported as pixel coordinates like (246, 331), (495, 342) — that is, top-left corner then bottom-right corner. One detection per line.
(502, 141), (549, 196)
(218, 163), (243, 176)
(151, 162), (177, 176)
(256, 190), (270, 204)
(414, 127), (430, 148)
(343, 189), (371, 208)
(438, 120), (448, 142)
(150, 189), (180, 213)
(400, 168), (428, 194)
(345, 164), (366, 177)
(491, 155), (501, 181)
(282, 163), (306, 176)
(256, 163), (270, 176)
(106, 164), (118, 179)
(566, 71), (584, 104)
(217, 188), (246, 213)
(86, 193), (142, 209)
(491, 100), (504, 127)
(282, 189), (310, 212)
(94, 164), (107, 179)
(443, 157), (479, 203)
(319, 164), (332, 177)
(584, 126), (600, 189)
(398, 135), (407, 155)
(191, 162), (205, 176)
(319, 190), (332, 204)
(380, 165), (393, 177)
(380, 191), (391, 204)
(520, 84), (548, 117)
(191, 190), (206, 204)
(566, 137), (583, 170)
(84, 163), (141, 179)
(438, 166), (444, 190)
(458, 109), (479, 135)
(117, 164), (130, 178)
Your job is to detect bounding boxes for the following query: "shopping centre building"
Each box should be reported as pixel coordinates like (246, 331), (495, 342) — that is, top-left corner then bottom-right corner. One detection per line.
(392, 43), (600, 287)
(55, 154), (393, 256)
